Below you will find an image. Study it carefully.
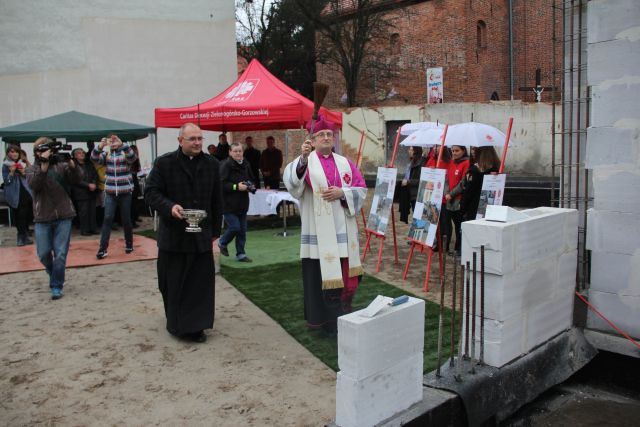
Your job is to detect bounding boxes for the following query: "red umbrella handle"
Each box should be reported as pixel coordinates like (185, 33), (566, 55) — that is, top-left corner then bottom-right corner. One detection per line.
(499, 117), (514, 174)
(389, 129), (401, 168)
(435, 124), (449, 168)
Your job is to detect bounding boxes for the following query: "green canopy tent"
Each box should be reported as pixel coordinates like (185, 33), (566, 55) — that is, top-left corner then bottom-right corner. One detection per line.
(0, 110), (157, 160)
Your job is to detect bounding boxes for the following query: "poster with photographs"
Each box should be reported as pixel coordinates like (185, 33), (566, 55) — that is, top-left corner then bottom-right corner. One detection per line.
(476, 174), (507, 219)
(367, 167), (398, 235)
(408, 168), (446, 247)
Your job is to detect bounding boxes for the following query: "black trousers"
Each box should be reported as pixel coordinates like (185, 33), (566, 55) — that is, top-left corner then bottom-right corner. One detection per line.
(76, 198), (97, 233)
(448, 209), (464, 251)
(12, 185), (32, 236)
(301, 258), (345, 330)
(157, 250), (215, 336)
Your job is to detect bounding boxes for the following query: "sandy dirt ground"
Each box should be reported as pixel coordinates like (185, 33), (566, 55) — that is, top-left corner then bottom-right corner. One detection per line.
(0, 200), (459, 426)
(0, 218), (335, 426)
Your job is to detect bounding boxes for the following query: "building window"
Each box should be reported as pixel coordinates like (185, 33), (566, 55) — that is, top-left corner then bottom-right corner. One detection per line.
(477, 20), (487, 49)
(390, 33), (401, 55)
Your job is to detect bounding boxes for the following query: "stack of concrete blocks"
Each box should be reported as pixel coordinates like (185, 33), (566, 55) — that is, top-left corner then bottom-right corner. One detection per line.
(584, 0), (640, 340)
(460, 207), (578, 368)
(335, 297), (425, 427)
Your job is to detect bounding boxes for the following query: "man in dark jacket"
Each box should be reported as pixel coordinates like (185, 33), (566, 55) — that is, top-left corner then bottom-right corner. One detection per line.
(259, 135), (283, 189)
(218, 142), (254, 262)
(26, 137), (81, 300)
(71, 148), (99, 235)
(144, 123), (223, 343)
(214, 133), (230, 162)
(243, 136), (261, 189)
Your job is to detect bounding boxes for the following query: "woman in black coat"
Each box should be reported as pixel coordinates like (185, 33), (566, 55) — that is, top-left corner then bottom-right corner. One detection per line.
(398, 146), (423, 224)
(217, 142), (255, 262)
(71, 148), (99, 235)
(460, 146), (501, 221)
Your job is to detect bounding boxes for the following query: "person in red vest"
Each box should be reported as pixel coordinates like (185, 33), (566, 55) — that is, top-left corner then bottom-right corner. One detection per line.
(444, 145), (470, 256)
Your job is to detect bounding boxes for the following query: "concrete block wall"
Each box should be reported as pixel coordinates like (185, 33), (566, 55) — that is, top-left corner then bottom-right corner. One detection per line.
(336, 297), (425, 427)
(461, 208), (578, 367)
(585, 0), (640, 340)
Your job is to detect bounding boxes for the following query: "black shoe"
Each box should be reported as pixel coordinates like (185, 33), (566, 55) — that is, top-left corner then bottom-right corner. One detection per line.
(237, 256), (252, 263)
(188, 331), (207, 343)
(125, 246), (134, 254)
(96, 250), (108, 260)
(218, 244), (229, 257)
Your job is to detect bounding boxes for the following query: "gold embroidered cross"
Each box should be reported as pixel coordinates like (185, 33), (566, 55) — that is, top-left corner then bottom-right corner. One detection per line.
(323, 252), (337, 263)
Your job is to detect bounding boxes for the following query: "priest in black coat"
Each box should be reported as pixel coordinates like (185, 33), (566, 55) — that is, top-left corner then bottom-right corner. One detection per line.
(144, 123), (223, 343)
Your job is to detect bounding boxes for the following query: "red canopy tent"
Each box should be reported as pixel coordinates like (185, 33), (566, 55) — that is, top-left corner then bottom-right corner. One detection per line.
(155, 59), (342, 132)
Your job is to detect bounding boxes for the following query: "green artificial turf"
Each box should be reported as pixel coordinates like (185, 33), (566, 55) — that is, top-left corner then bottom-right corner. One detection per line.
(222, 260), (456, 373)
(136, 226), (300, 268)
(218, 227), (301, 268)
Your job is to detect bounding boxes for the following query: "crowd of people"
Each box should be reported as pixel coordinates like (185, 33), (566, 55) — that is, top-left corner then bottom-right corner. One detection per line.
(2, 121), (500, 344)
(398, 144), (501, 255)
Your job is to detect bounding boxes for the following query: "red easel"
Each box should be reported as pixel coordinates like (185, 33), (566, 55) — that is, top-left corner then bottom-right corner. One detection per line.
(361, 129), (401, 272)
(402, 124), (450, 292)
(355, 130), (368, 228)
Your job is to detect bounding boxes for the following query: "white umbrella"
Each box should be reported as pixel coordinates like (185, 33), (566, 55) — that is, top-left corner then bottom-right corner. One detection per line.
(399, 121), (443, 136)
(445, 122), (511, 147)
(399, 126), (444, 147)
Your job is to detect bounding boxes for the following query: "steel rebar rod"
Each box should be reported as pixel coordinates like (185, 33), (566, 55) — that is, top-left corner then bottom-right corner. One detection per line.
(480, 245), (485, 365)
(450, 253), (458, 367)
(435, 236), (448, 377)
(470, 252), (477, 373)
(464, 261), (470, 359)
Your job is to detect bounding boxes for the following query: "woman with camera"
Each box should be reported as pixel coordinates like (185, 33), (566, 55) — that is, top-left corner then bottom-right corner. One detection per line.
(217, 141), (255, 263)
(2, 145), (34, 246)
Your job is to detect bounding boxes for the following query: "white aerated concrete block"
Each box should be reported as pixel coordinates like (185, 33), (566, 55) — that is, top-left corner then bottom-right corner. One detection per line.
(338, 297), (425, 380)
(592, 168), (640, 214)
(586, 290), (640, 339)
(526, 290), (574, 351)
(587, 209), (640, 255)
(462, 311), (526, 368)
(462, 208), (578, 275)
(590, 251), (640, 295)
(461, 220), (516, 275)
(465, 256), (560, 321)
(335, 354), (423, 427)
(556, 250), (579, 295)
(585, 126), (638, 169)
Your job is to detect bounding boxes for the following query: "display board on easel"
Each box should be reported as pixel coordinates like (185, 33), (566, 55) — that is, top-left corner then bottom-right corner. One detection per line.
(408, 168), (446, 247)
(476, 174), (507, 219)
(368, 167), (398, 235)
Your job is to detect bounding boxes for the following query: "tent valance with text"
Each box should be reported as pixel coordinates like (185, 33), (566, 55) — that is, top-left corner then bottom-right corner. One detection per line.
(155, 59), (342, 132)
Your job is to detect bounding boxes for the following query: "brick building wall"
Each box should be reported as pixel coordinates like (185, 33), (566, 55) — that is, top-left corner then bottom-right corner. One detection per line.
(316, 0), (559, 107)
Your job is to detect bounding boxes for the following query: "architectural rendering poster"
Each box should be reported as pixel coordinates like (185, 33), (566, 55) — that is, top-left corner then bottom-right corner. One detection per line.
(477, 174), (507, 219)
(408, 168), (446, 247)
(427, 67), (443, 104)
(367, 167), (398, 235)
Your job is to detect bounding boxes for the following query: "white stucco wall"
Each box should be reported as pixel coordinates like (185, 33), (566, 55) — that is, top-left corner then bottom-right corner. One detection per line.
(0, 0), (237, 169)
(341, 102), (557, 176)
